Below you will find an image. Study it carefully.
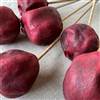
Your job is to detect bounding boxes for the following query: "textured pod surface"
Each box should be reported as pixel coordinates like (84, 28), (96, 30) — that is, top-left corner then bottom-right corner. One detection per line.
(17, 0), (48, 15)
(22, 6), (63, 45)
(0, 6), (20, 44)
(0, 50), (39, 98)
(60, 24), (99, 60)
(63, 52), (100, 100)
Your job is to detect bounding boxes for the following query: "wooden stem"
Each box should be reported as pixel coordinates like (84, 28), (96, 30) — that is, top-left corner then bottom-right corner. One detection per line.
(88, 0), (100, 51)
(56, 0), (78, 9)
(38, 37), (60, 60)
(38, 0), (92, 60)
(88, 0), (97, 25)
(75, 6), (92, 23)
(63, 0), (92, 21)
(48, 0), (76, 4)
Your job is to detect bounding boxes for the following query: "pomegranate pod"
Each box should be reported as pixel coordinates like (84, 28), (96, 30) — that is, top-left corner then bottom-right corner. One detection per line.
(17, 0), (48, 15)
(0, 50), (39, 98)
(63, 51), (100, 100)
(0, 6), (20, 44)
(22, 6), (63, 45)
(60, 24), (99, 60)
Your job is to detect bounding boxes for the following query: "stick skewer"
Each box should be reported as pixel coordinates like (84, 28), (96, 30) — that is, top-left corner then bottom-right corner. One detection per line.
(88, 0), (99, 51)
(48, 0), (77, 4)
(75, 6), (92, 23)
(62, 0), (92, 21)
(56, 0), (79, 9)
(88, 0), (97, 25)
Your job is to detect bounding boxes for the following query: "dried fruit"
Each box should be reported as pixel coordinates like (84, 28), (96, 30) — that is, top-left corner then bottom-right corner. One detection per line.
(22, 6), (63, 45)
(0, 50), (39, 98)
(63, 51), (100, 100)
(60, 24), (99, 60)
(0, 6), (20, 44)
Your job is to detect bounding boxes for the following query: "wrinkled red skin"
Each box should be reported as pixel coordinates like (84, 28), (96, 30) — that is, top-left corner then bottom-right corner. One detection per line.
(17, 0), (48, 15)
(22, 6), (63, 45)
(0, 50), (39, 98)
(0, 6), (20, 44)
(63, 52), (100, 100)
(60, 24), (99, 60)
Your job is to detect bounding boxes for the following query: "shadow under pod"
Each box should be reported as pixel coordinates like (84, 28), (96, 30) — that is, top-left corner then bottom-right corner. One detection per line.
(15, 34), (28, 43)
(32, 65), (59, 92)
(31, 55), (63, 94)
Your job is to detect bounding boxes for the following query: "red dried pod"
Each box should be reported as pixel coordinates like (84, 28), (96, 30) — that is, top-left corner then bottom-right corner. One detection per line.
(63, 51), (100, 100)
(22, 6), (63, 45)
(17, 0), (48, 15)
(60, 24), (99, 60)
(0, 50), (39, 98)
(0, 6), (20, 44)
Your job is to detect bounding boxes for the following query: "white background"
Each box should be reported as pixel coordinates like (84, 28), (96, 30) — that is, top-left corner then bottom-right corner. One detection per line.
(0, 0), (100, 100)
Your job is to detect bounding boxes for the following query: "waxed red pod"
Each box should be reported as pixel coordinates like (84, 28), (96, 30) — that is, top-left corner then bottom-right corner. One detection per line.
(0, 50), (39, 98)
(0, 6), (20, 44)
(22, 6), (63, 45)
(63, 51), (100, 100)
(17, 0), (48, 15)
(60, 24), (99, 60)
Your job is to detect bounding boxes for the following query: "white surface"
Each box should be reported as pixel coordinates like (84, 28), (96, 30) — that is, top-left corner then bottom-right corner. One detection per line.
(0, 0), (100, 100)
